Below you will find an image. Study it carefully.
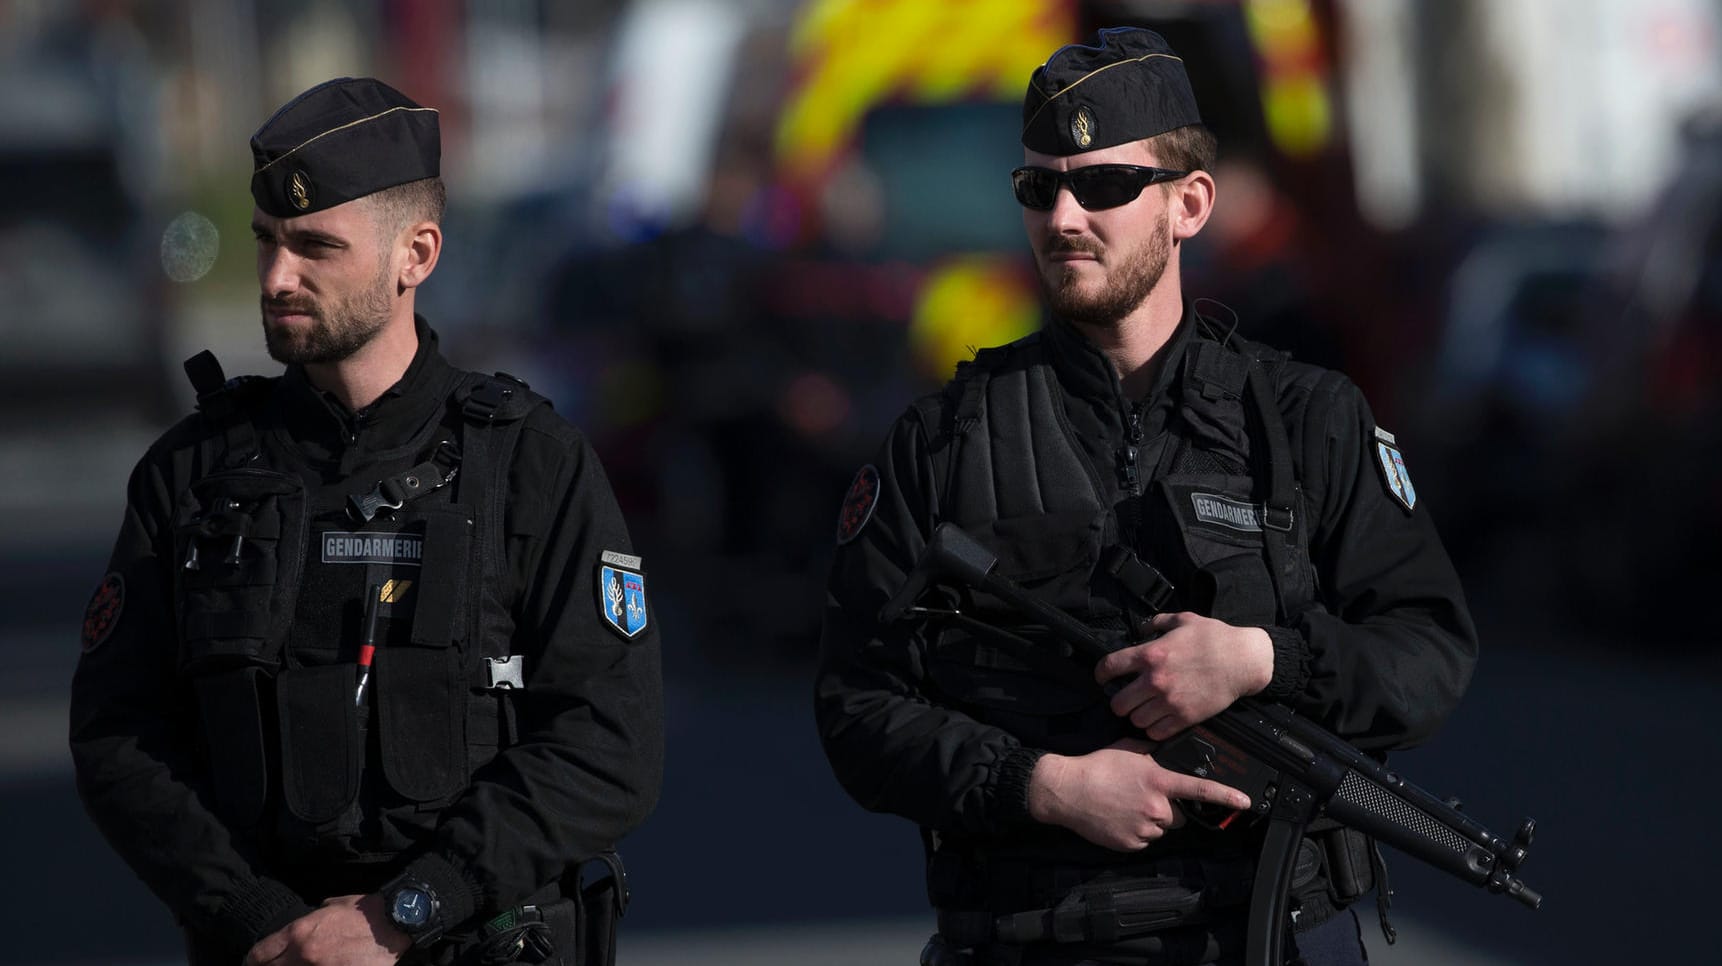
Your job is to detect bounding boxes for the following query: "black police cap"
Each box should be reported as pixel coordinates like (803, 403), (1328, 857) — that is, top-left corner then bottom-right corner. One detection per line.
(1022, 27), (1202, 156)
(250, 77), (440, 218)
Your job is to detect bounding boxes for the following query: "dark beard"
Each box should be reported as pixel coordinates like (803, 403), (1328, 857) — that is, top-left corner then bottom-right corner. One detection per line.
(261, 266), (393, 365)
(1042, 220), (1170, 328)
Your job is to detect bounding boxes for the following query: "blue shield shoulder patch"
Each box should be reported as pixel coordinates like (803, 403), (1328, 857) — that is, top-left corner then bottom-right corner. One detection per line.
(598, 550), (648, 639)
(1374, 427), (1417, 513)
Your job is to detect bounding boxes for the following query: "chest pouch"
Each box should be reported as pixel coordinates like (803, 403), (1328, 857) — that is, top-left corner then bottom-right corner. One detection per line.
(1146, 475), (1285, 627)
(925, 509), (1122, 749)
(172, 468), (308, 831)
(172, 468), (308, 671)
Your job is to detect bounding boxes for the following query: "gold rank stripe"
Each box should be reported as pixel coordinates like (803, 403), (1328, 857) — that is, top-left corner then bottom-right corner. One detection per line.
(379, 579), (413, 604)
(253, 105), (440, 174)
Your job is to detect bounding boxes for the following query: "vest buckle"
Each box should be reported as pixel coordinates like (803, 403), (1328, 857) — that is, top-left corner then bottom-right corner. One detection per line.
(484, 656), (525, 689)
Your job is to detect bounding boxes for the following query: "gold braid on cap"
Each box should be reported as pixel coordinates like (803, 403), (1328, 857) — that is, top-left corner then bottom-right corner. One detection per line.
(1021, 53), (1184, 136)
(253, 105), (439, 174)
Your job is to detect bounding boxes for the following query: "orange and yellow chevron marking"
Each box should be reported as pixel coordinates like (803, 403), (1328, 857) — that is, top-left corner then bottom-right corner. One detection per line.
(777, 0), (1075, 183)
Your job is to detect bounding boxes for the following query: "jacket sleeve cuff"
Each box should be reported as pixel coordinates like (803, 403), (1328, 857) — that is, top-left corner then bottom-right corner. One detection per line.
(211, 877), (313, 955)
(386, 852), (486, 937)
(1262, 625), (1311, 700)
(988, 746), (1048, 831)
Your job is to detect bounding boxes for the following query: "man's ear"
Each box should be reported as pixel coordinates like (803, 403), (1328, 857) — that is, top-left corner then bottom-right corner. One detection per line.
(399, 221), (442, 292)
(1170, 170), (1216, 243)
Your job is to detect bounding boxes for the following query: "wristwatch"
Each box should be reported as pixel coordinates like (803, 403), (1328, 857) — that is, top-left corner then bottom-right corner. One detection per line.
(385, 879), (444, 946)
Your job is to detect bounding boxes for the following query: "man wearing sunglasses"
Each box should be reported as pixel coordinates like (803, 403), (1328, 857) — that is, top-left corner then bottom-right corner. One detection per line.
(817, 26), (1476, 966)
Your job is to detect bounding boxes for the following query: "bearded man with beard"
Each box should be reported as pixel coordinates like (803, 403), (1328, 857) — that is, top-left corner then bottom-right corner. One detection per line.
(71, 78), (663, 966)
(815, 28), (1477, 966)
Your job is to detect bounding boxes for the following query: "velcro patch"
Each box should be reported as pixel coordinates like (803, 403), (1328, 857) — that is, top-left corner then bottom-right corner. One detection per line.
(598, 557), (648, 639)
(1189, 493), (1264, 532)
(836, 464), (880, 545)
(81, 572), (124, 653)
(321, 531), (424, 566)
(601, 550), (643, 570)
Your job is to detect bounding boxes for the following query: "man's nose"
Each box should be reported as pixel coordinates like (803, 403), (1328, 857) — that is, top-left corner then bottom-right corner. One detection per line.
(1046, 184), (1087, 234)
(259, 248), (301, 298)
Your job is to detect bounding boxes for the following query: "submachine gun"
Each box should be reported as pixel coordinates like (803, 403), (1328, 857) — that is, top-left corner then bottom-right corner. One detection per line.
(882, 523), (1540, 966)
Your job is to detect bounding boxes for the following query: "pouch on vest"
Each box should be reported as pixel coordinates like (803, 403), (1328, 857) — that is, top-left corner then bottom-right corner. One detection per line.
(192, 667), (272, 828)
(1146, 475), (1282, 627)
(373, 507), (474, 805)
(276, 662), (363, 825)
(172, 468), (307, 671)
(926, 509), (1113, 746)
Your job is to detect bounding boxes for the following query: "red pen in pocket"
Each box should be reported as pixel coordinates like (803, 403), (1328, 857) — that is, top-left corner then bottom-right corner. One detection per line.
(354, 583), (383, 707)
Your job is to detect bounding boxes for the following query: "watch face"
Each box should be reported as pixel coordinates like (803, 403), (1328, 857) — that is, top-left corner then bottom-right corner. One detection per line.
(391, 887), (431, 928)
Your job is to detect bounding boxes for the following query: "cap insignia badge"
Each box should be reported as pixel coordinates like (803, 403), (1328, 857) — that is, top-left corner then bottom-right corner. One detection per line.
(1071, 106), (1095, 149)
(288, 170), (312, 210)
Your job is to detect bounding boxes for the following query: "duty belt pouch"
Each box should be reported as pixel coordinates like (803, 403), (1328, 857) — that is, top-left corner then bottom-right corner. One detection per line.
(173, 469), (307, 669)
(575, 851), (628, 966)
(1321, 827), (1377, 903)
(276, 663), (362, 825)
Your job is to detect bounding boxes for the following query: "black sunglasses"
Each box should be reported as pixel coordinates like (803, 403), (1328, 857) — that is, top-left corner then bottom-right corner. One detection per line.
(1011, 164), (1190, 211)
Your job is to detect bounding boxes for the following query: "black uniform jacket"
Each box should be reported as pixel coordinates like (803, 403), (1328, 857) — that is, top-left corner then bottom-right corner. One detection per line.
(815, 314), (1478, 858)
(70, 321), (664, 955)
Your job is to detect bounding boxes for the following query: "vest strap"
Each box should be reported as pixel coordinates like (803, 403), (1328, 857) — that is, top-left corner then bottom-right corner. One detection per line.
(184, 350), (268, 468)
(1243, 356), (1305, 622)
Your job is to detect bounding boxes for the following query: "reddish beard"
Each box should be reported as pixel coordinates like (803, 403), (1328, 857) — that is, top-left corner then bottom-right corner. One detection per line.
(1041, 220), (1171, 328)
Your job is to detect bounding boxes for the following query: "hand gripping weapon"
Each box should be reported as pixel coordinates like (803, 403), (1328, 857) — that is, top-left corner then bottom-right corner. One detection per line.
(881, 523), (1540, 966)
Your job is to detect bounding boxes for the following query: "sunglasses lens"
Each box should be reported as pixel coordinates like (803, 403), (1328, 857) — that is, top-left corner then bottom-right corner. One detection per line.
(1012, 169), (1059, 210)
(1067, 167), (1142, 210)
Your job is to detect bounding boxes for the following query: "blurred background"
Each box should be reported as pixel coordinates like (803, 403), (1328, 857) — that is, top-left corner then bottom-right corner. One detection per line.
(2, 0), (1719, 963)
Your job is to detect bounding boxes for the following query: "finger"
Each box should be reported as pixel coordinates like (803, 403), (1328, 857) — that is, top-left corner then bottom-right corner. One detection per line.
(1143, 709), (1191, 742)
(1129, 697), (1173, 735)
(1148, 612), (1183, 633)
(1167, 801), (1187, 830)
(1107, 672), (1157, 717)
(1169, 774), (1251, 811)
(1095, 644), (1146, 685)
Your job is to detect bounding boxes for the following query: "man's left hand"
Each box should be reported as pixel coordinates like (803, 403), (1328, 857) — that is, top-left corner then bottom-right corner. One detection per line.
(243, 893), (412, 966)
(1095, 612), (1274, 740)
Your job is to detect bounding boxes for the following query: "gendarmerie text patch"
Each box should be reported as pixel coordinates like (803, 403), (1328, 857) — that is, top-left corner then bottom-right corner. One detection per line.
(1189, 493), (1264, 532)
(321, 531), (424, 566)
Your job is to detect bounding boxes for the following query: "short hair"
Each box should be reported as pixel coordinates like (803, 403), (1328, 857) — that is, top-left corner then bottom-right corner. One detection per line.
(368, 176), (446, 237)
(1148, 124), (1218, 173)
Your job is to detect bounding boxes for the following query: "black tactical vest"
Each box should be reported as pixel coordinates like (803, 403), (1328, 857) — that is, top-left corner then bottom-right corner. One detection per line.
(169, 355), (546, 877)
(913, 330), (1318, 758)
(911, 328), (1353, 920)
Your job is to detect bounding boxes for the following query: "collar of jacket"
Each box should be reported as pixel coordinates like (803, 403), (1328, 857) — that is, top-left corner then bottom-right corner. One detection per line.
(276, 315), (459, 463)
(1042, 302), (1199, 411)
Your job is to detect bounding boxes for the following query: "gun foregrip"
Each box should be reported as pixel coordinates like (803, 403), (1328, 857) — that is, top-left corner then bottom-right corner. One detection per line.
(1325, 770), (1493, 885)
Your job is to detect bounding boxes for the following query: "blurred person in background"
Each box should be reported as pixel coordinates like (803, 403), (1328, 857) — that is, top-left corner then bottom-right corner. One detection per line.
(816, 27), (1477, 966)
(68, 78), (662, 966)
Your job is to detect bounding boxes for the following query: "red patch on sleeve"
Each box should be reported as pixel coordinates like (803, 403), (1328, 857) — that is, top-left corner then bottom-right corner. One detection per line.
(836, 464), (881, 545)
(81, 573), (124, 653)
